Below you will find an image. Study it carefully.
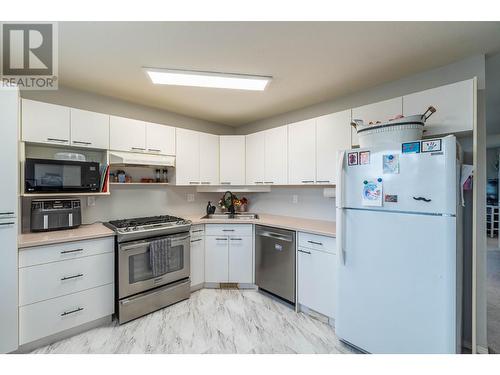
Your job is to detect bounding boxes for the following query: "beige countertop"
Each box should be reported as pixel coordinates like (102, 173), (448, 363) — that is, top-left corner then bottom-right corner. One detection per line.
(18, 223), (115, 249)
(187, 213), (336, 238)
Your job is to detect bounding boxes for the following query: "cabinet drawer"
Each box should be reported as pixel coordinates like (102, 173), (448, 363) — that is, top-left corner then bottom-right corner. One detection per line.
(19, 284), (114, 345)
(205, 224), (252, 237)
(19, 237), (114, 268)
(19, 252), (114, 306)
(298, 232), (336, 254)
(190, 224), (205, 236)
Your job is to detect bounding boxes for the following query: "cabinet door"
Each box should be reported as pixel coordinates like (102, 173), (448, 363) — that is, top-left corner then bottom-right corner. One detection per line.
(219, 136), (245, 185)
(109, 116), (146, 152)
(22, 99), (70, 145)
(403, 79), (475, 136)
(176, 128), (200, 185)
(351, 97), (402, 146)
(245, 131), (265, 185)
(145, 122), (176, 155)
(264, 125), (288, 184)
(199, 133), (219, 185)
(298, 248), (336, 318)
(316, 110), (351, 184)
(228, 236), (253, 284)
(190, 236), (205, 287)
(288, 119), (316, 184)
(70, 108), (109, 149)
(204, 236), (229, 283)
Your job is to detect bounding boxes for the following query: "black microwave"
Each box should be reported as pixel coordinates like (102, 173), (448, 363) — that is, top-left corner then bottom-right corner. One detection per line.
(25, 158), (101, 193)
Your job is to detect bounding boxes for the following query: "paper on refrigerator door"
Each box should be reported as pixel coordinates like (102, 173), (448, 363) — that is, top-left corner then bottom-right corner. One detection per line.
(362, 179), (383, 206)
(460, 164), (474, 207)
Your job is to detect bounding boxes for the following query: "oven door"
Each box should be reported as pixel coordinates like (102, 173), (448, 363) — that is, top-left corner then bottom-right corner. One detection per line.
(118, 232), (190, 299)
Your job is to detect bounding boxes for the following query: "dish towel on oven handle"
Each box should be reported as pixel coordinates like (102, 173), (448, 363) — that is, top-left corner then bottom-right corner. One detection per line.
(149, 238), (169, 277)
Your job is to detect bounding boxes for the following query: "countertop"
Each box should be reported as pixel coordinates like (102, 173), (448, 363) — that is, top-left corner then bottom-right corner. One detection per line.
(187, 213), (336, 238)
(18, 223), (115, 249)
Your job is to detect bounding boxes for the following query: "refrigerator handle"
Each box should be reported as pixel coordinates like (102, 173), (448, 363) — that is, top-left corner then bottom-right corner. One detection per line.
(337, 208), (346, 265)
(336, 150), (345, 209)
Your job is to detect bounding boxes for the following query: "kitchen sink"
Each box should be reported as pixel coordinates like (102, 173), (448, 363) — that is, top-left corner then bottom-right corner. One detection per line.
(202, 213), (259, 220)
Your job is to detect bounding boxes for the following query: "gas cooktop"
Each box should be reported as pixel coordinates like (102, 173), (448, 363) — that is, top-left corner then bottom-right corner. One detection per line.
(105, 215), (191, 242)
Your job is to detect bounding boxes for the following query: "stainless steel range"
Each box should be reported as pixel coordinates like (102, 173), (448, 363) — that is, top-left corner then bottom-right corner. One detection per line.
(105, 215), (192, 324)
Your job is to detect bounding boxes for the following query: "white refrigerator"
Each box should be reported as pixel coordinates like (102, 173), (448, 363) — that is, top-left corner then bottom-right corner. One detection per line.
(0, 86), (19, 353)
(335, 135), (462, 354)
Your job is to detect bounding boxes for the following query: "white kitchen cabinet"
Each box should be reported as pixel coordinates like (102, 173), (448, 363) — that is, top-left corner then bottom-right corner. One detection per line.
(70, 108), (109, 149)
(316, 110), (351, 184)
(190, 235), (205, 288)
(298, 247), (336, 318)
(264, 125), (288, 185)
(204, 236), (229, 283)
(403, 78), (475, 136)
(245, 131), (266, 185)
(175, 128), (200, 185)
(298, 233), (336, 318)
(22, 99), (70, 145)
(145, 122), (176, 155)
(351, 97), (403, 146)
(288, 119), (316, 184)
(228, 236), (253, 283)
(199, 133), (220, 185)
(109, 115), (146, 152)
(220, 136), (246, 185)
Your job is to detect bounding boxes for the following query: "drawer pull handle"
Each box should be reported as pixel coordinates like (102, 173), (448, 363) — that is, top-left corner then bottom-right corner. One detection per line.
(230, 238), (242, 241)
(72, 140), (92, 145)
(148, 148), (161, 152)
(61, 307), (84, 317)
(190, 239), (202, 243)
(201, 182), (211, 185)
(189, 181), (200, 185)
(301, 180), (314, 183)
(220, 182), (231, 185)
(222, 229), (235, 232)
(191, 229), (204, 233)
(307, 240), (323, 246)
(316, 180), (330, 183)
(47, 137), (68, 143)
(264, 181), (274, 184)
(60, 248), (84, 254)
(298, 249), (311, 254)
(61, 273), (84, 281)
(0, 222), (15, 226)
(215, 238), (228, 241)
(131, 147), (146, 151)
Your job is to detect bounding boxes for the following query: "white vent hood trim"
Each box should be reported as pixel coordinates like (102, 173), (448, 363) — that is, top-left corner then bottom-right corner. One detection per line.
(109, 151), (175, 167)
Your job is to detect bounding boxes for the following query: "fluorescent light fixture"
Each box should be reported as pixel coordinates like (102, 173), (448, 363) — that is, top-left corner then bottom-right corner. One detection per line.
(144, 68), (271, 91)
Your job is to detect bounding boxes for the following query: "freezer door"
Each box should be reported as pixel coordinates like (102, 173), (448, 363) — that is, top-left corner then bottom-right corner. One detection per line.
(340, 136), (456, 215)
(336, 209), (458, 353)
(0, 219), (18, 353)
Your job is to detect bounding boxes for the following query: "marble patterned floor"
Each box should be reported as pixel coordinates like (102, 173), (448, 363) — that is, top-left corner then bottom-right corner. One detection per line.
(31, 289), (355, 354)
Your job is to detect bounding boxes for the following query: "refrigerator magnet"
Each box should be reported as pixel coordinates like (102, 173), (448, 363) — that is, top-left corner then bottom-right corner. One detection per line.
(362, 179), (383, 206)
(348, 152), (359, 166)
(383, 154), (400, 174)
(402, 141), (420, 154)
(359, 151), (370, 165)
(421, 139), (442, 153)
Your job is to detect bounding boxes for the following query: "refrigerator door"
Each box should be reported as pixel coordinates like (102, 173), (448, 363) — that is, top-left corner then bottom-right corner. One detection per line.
(0, 218), (18, 353)
(336, 209), (457, 353)
(340, 136), (456, 215)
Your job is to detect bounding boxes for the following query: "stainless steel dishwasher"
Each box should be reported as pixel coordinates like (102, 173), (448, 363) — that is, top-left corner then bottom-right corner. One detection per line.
(255, 225), (296, 304)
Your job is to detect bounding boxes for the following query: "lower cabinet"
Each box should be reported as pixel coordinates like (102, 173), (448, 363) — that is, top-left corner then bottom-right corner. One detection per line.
(190, 226), (205, 288)
(18, 236), (115, 345)
(297, 233), (336, 318)
(204, 224), (253, 284)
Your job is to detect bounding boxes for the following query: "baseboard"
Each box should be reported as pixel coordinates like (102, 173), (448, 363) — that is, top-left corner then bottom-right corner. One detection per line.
(298, 304), (335, 327)
(203, 282), (257, 290)
(14, 315), (112, 354)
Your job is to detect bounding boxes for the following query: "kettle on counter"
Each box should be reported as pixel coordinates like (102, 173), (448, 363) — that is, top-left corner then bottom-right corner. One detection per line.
(206, 201), (216, 215)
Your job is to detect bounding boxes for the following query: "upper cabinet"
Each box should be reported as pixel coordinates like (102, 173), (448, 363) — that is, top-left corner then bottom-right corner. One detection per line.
(109, 116), (146, 152)
(199, 133), (220, 185)
(176, 129), (219, 185)
(70, 108), (109, 149)
(219, 136), (245, 185)
(351, 97), (403, 147)
(22, 99), (71, 145)
(403, 78), (475, 136)
(288, 119), (316, 184)
(316, 110), (351, 184)
(264, 126), (288, 185)
(245, 131), (266, 185)
(145, 122), (176, 155)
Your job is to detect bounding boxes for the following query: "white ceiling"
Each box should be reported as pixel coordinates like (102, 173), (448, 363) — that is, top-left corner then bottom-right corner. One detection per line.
(58, 22), (500, 126)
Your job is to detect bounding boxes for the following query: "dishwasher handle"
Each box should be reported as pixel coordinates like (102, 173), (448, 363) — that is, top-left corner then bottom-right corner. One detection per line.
(257, 230), (294, 242)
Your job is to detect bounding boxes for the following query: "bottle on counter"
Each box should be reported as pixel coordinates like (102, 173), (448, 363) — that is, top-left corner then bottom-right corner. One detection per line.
(162, 169), (168, 183)
(155, 169), (161, 183)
